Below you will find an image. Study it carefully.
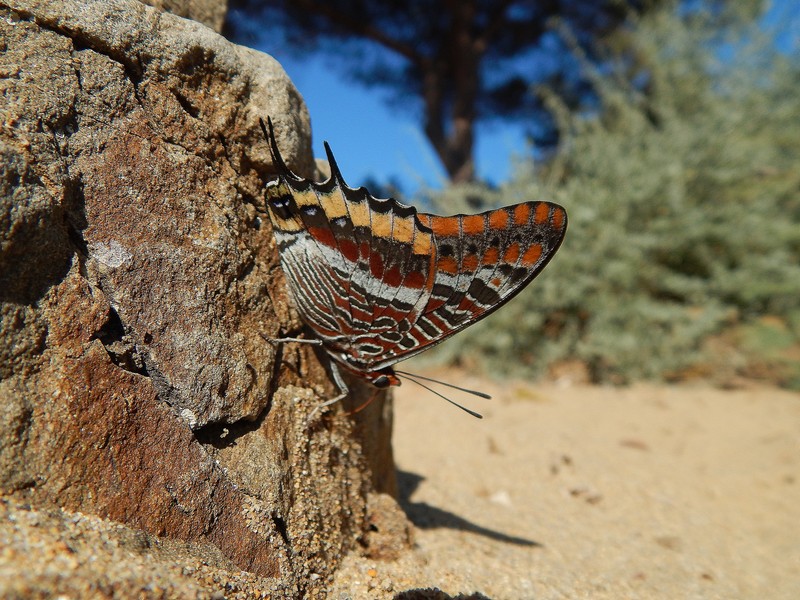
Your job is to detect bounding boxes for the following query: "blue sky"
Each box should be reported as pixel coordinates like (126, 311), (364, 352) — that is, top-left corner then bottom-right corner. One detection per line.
(245, 0), (798, 195)
(269, 55), (529, 192)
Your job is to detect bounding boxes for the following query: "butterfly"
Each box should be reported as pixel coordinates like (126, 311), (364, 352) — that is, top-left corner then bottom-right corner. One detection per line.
(259, 118), (567, 416)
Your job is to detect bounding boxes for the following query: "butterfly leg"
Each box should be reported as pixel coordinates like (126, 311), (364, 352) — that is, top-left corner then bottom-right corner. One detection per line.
(345, 388), (382, 416)
(306, 360), (349, 422)
(260, 333), (350, 419)
(260, 333), (323, 346)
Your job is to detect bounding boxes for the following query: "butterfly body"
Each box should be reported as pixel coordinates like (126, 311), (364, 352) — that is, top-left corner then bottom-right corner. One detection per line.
(262, 119), (567, 390)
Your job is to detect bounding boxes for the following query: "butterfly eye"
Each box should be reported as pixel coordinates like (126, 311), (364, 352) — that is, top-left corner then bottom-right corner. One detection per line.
(372, 375), (391, 388)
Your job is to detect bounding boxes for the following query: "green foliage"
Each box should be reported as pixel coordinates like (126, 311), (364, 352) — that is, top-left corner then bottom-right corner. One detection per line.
(420, 8), (800, 386)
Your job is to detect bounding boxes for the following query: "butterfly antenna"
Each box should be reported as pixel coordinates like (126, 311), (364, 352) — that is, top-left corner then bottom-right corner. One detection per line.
(400, 375), (483, 419)
(395, 370), (491, 399)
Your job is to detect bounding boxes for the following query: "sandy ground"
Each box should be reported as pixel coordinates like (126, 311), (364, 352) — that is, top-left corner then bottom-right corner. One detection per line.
(332, 373), (800, 599)
(2, 374), (797, 598)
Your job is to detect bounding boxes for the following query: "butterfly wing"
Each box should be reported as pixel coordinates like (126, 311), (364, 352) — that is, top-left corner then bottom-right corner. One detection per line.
(261, 118), (566, 379)
(365, 201), (567, 370)
(262, 119), (435, 376)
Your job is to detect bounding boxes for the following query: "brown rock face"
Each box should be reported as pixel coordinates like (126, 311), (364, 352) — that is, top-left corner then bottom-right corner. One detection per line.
(140, 0), (228, 32)
(0, 0), (398, 592)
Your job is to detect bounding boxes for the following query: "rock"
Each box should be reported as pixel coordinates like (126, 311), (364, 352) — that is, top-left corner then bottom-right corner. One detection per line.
(141, 0), (228, 32)
(362, 493), (414, 560)
(0, 496), (293, 598)
(0, 0), (399, 593)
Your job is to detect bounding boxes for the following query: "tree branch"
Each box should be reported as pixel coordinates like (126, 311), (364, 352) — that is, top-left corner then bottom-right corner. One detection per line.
(474, 0), (516, 54)
(293, 0), (425, 67)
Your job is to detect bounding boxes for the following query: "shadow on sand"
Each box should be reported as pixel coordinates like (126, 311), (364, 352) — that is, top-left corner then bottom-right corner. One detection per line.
(396, 470), (541, 548)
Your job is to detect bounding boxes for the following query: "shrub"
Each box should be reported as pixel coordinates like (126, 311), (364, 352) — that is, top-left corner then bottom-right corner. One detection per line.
(421, 8), (800, 386)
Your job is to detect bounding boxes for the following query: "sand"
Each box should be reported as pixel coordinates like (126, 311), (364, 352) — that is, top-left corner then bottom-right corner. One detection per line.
(332, 374), (800, 599)
(2, 375), (797, 598)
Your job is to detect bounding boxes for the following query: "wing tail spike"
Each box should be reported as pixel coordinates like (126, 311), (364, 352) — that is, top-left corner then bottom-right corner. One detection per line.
(323, 141), (348, 187)
(260, 116), (296, 179)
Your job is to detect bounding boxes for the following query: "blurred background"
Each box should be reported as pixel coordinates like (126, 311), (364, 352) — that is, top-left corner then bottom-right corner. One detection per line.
(225, 0), (800, 390)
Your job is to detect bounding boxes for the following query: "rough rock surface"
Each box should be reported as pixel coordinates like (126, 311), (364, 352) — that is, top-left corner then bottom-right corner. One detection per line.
(141, 0), (228, 32)
(0, 0), (399, 593)
(0, 497), (283, 598)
